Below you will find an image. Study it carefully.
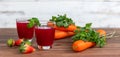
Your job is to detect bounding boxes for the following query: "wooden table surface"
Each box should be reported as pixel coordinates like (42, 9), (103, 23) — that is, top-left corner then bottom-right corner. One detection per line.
(0, 28), (120, 57)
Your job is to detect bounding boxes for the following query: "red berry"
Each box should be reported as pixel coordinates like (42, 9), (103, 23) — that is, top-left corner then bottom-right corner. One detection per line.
(19, 44), (35, 54)
(15, 39), (23, 46)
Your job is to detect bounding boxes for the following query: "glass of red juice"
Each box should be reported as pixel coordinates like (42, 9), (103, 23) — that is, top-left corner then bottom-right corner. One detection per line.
(35, 26), (55, 50)
(16, 19), (34, 41)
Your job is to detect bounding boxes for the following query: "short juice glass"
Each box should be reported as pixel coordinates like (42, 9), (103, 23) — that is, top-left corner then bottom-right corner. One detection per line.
(16, 18), (34, 41)
(35, 26), (55, 50)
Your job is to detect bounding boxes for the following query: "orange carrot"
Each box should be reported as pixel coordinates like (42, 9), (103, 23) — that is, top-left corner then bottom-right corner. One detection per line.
(55, 30), (68, 39)
(96, 29), (106, 36)
(47, 21), (55, 27)
(72, 40), (95, 52)
(67, 32), (75, 36)
(47, 21), (77, 32)
(66, 24), (77, 32)
(54, 30), (74, 39)
(54, 24), (77, 32)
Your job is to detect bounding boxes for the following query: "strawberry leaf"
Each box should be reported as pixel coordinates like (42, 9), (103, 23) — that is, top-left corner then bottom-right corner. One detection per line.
(7, 38), (15, 47)
(19, 45), (26, 53)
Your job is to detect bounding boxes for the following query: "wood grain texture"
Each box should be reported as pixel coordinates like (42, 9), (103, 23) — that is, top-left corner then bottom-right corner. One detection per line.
(0, 28), (120, 57)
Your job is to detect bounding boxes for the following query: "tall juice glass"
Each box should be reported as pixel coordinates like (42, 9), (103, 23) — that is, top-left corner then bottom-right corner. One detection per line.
(16, 19), (34, 41)
(35, 26), (55, 50)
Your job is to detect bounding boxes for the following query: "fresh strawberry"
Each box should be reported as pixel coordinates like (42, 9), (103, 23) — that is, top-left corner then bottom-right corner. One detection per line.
(15, 39), (23, 46)
(20, 40), (32, 46)
(7, 38), (15, 47)
(19, 44), (35, 54)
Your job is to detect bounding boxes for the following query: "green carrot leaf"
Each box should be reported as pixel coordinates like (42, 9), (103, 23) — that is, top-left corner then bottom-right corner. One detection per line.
(49, 14), (74, 28)
(85, 23), (92, 29)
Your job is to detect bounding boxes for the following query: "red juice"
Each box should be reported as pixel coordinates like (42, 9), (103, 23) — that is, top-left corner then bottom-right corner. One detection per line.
(16, 21), (34, 39)
(35, 26), (55, 48)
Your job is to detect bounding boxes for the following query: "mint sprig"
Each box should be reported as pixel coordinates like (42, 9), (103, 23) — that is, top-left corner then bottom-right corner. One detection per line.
(27, 17), (41, 28)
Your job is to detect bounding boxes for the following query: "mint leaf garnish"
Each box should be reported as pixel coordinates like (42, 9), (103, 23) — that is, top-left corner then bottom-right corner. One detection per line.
(31, 17), (41, 26)
(27, 17), (41, 28)
(27, 19), (35, 28)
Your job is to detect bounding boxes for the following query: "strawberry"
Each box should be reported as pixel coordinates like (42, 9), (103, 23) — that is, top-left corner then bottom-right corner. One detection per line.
(7, 38), (15, 47)
(15, 39), (23, 46)
(20, 40), (32, 46)
(19, 44), (35, 54)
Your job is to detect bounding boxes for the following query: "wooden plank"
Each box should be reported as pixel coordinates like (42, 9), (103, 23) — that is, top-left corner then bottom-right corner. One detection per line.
(0, 28), (120, 57)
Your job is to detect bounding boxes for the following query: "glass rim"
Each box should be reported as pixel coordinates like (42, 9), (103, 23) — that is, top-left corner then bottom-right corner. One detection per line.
(16, 17), (35, 21)
(16, 17), (33, 23)
(35, 26), (54, 29)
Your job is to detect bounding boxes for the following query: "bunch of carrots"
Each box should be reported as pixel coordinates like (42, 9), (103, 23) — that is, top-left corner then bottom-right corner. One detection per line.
(48, 14), (106, 52)
(72, 23), (106, 52)
(47, 14), (77, 39)
(47, 21), (77, 39)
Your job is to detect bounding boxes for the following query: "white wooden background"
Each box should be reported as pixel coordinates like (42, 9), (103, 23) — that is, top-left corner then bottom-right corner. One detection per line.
(0, 0), (120, 28)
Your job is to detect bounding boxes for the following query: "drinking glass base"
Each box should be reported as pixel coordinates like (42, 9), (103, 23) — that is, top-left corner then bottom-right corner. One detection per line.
(38, 45), (51, 50)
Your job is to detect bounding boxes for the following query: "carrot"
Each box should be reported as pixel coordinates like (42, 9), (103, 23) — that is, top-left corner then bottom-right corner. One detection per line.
(54, 24), (77, 32)
(47, 21), (55, 27)
(66, 24), (77, 32)
(72, 40), (95, 52)
(54, 30), (74, 39)
(67, 32), (75, 36)
(47, 21), (77, 32)
(55, 30), (68, 39)
(96, 29), (106, 36)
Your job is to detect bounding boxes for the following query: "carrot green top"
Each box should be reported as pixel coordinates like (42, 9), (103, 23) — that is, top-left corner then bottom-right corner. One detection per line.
(50, 14), (75, 28)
